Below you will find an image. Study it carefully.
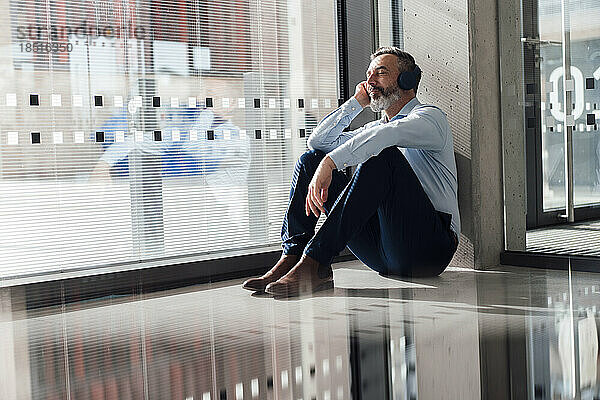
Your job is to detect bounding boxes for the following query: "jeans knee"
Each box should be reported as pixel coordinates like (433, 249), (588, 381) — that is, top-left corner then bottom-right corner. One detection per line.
(377, 146), (403, 162)
(360, 146), (408, 174)
(357, 152), (390, 176)
(297, 149), (326, 169)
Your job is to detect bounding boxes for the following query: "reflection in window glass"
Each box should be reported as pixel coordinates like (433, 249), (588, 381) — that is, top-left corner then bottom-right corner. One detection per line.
(0, 0), (339, 278)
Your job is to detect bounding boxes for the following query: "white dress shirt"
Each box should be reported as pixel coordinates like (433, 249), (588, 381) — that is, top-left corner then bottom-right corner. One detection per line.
(307, 96), (461, 236)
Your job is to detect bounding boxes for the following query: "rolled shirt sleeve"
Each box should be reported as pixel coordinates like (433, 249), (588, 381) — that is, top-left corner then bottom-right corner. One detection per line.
(306, 97), (368, 154)
(326, 106), (447, 170)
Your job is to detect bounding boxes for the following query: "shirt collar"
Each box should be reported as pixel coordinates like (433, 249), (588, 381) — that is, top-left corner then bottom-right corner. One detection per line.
(381, 97), (421, 123)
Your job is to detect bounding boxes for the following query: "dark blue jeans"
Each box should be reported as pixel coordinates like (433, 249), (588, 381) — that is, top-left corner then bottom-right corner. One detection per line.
(281, 146), (458, 278)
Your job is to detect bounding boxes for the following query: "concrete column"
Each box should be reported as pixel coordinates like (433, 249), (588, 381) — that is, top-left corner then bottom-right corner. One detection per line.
(498, 0), (527, 251)
(468, 0), (505, 268)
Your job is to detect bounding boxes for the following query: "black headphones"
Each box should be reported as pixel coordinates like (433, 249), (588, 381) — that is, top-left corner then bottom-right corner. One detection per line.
(397, 65), (422, 91)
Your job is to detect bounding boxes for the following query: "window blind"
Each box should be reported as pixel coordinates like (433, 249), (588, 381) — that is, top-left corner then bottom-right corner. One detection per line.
(0, 0), (340, 280)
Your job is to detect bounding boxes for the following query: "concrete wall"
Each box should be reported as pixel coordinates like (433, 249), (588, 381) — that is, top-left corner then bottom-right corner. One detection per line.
(401, 0), (507, 268)
(402, 0), (476, 267)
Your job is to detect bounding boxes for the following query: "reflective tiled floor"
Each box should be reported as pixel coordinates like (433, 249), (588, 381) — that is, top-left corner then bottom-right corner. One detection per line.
(1, 260), (599, 399)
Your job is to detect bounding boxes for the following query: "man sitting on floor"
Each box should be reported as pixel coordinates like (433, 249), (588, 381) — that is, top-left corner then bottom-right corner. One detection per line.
(243, 46), (460, 296)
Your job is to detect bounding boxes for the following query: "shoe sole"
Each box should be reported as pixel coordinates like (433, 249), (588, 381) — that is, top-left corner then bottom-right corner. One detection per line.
(266, 280), (334, 297)
(242, 284), (267, 292)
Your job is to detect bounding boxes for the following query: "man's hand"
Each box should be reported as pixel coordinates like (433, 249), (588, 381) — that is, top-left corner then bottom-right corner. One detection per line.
(353, 81), (370, 108)
(306, 156), (337, 217)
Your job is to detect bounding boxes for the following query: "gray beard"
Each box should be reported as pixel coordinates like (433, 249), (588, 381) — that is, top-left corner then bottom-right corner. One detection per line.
(369, 86), (403, 112)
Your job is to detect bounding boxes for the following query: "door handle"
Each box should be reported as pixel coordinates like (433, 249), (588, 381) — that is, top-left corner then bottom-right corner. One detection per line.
(521, 37), (562, 46)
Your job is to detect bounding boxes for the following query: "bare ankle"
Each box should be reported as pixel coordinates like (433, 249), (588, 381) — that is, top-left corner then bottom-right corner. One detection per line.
(281, 254), (299, 262)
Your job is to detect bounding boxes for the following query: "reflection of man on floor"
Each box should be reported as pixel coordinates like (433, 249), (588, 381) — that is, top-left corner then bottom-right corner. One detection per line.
(243, 47), (460, 296)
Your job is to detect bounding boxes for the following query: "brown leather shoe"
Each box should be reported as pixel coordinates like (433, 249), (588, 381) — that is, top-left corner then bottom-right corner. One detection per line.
(242, 254), (299, 292)
(264, 254), (334, 297)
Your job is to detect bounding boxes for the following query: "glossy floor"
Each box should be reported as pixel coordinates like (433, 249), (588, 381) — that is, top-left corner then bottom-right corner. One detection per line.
(1, 261), (598, 400)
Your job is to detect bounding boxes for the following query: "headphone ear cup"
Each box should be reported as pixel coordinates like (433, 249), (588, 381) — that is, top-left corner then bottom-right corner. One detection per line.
(397, 71), (416, 91)
(397, 65), (421, 91)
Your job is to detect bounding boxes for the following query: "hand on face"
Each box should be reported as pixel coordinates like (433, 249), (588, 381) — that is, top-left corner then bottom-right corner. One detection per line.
(353, 81), (370, 108)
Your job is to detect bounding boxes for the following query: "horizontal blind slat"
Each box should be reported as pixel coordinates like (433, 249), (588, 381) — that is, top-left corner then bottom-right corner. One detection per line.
(0, 0), (338, 280)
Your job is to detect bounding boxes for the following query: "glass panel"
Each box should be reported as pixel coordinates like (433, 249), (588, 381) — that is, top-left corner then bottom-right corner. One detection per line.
(0, 0), (339, 280)
(539, 0), (600, 211)
(569, 0), (600, 207)
(539, 0), (566, 211)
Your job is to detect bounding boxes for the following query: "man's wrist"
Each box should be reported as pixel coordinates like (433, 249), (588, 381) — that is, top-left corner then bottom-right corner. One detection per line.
(323, 155), (338, 170)
(353, 95), (369, 108)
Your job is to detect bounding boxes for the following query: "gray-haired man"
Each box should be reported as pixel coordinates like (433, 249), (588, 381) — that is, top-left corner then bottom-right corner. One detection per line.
(243, 47), (460, 296)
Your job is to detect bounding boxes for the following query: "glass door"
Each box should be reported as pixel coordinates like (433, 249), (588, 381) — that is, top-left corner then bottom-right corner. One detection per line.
(524, 0), (600, 228)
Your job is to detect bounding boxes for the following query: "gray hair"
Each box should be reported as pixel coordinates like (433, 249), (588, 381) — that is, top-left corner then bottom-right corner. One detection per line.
(370, 46), (420, 93)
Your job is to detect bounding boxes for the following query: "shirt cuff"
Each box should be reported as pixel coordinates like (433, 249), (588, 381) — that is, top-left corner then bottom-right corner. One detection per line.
(343, 97), (363, 119)
(327, 146), (355, 171)
(326, 98), (363, 170)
